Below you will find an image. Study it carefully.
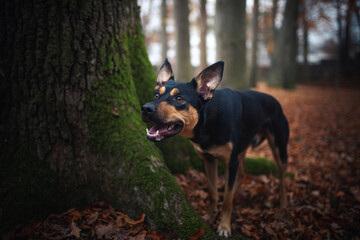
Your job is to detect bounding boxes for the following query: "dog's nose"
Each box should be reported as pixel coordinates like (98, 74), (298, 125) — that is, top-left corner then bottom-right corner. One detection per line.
(141, 103), (156, 114)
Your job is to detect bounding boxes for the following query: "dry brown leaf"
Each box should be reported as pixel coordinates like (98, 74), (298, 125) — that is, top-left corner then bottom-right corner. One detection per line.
(147, 231), (163, 240)
(118, 212), (146, 225)
(69, 222), (81, 239)
(189, 228), (205, 240)
(112, 107), (119, 116)
(95, 224), (114, 239)
(134, 230), (147, 240)
(265, 225), (276, 236)
(87, 211), (99, 225)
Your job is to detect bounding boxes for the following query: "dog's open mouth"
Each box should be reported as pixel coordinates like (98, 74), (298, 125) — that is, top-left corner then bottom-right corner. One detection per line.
(146, 121), (183, 142)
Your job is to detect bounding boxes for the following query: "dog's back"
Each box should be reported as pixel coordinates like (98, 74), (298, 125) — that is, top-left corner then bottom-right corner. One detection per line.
(192, 89), (289, 164)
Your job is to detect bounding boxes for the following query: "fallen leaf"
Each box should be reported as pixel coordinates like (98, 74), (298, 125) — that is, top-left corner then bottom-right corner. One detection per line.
(147, 231), (163, 240)
(265, 225), (276, 236)
(118, 212), (146, 225)
(336, 191), (345, 197)
(134, 230), (147, 240)
(112, 107), (119, 116)
(95, 224), (114, 239)
(87, 211), (99, 225)
(69, 222), (81, 239)
(189, 228), (205, 240)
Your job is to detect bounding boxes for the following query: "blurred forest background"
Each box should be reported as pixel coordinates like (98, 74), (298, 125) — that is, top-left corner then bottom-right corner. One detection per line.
(140, 0), (360, 89)
(1, 0), (360, 239)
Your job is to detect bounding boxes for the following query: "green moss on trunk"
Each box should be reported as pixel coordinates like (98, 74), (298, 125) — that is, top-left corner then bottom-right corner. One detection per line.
(83, 4), (213, 238)
(156, 136), (203, 174)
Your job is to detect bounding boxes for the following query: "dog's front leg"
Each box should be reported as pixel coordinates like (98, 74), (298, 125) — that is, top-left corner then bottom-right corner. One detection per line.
(202, 154), (219, 221)
(217, 153), (240, 238)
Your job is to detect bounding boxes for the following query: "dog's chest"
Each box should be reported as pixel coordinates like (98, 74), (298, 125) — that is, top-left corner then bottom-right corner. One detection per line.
(190, 141), (233, 163)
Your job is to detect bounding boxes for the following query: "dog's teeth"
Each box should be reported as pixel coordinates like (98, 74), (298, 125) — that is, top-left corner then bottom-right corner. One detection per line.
(146, 128), (149, 134)
(168, 124), (175, 131)
(156, 130), (159, 136)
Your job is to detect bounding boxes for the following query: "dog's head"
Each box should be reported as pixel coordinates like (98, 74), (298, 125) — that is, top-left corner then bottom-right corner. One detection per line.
(141, 59), (224, 142)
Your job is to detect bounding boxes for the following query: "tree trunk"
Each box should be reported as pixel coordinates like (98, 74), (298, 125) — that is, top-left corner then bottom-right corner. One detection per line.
(249, 0), (260, 88)
(215, 0), (247, 89)
(270, 0), (279, 66)
(341, 0), (354, 62)
(161, 0), (168, 61)
(174, 0), (192, 81)
(199, 0), (208, 70)
(269, 0), (299, 89)
(301, 0), (310, 79)
(272, 0), (278, 40)
(335, 0), (342, 90)
(0, 0), (212, 238)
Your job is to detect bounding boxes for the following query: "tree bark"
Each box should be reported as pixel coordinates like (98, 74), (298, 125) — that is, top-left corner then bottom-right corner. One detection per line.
(270, 0), (279, 65)
(335, 0), (342, 90)
(249, 0), (260, 88)
(199, 0), (208, 70)
(301, 0), (309, 68)
(0, 0), (211, 238)
(341, 0), (355, 62)
(269, 0), (299, 89)
(174, 0), (192, 81)
(215, 0), (247, 89)
(272, 0), (278, 40)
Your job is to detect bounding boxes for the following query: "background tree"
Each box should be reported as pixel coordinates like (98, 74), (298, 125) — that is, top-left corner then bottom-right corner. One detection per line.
(269, 0), (299, 89)
(249, 0), (260, 88)
(272, 0), (279, 43)
(174, 0), (192, 81)
(215, 0), (247, 89)
(199, 0), (208, 70)
(0, 0), (211, 238)
(161, 0), (168, 61)
(300, 0), (309, 70)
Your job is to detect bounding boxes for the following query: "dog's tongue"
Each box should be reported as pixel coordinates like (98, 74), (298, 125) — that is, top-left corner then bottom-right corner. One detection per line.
(146, 122), (181, 142)
(148, 123), (168, 135)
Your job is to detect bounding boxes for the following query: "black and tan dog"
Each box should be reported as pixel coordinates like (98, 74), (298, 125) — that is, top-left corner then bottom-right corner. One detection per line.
(141, 59), (289, 237)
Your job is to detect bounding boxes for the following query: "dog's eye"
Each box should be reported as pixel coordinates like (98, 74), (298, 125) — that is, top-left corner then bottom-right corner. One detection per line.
(153, 93), (159, 99)
(176, 96), (183, 102)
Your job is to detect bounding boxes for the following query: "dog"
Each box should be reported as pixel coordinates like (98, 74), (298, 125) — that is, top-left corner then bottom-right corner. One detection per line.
(141, 59), (289, 237)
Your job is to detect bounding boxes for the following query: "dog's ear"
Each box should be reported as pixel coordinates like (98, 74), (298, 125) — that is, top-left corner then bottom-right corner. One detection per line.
(156, 58), (174, 89)
(194, 61), (224, 100)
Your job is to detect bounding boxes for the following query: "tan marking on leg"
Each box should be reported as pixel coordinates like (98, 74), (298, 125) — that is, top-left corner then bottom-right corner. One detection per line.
(218, 149), (247, 237)
(218, 162), (234, 237)
(206, 142), (233, 164)
(154, 85), (159, 90)
(191, 142), (235, 237)
(266, 131), (287, 207)
(191, 142), (218, 220)
(190, 141), (234, 227)
(235, 150), (247, 191)
(159, 86), (166, 95)
(169, 88), (179, 96)
(201, 155), (219, 222)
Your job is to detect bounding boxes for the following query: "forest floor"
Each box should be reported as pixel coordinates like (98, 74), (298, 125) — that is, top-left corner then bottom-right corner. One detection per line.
(4, 84), (360, 240)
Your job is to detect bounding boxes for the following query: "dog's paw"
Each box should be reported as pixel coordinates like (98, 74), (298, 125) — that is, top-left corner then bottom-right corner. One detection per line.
(217, 225), (231, 238)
